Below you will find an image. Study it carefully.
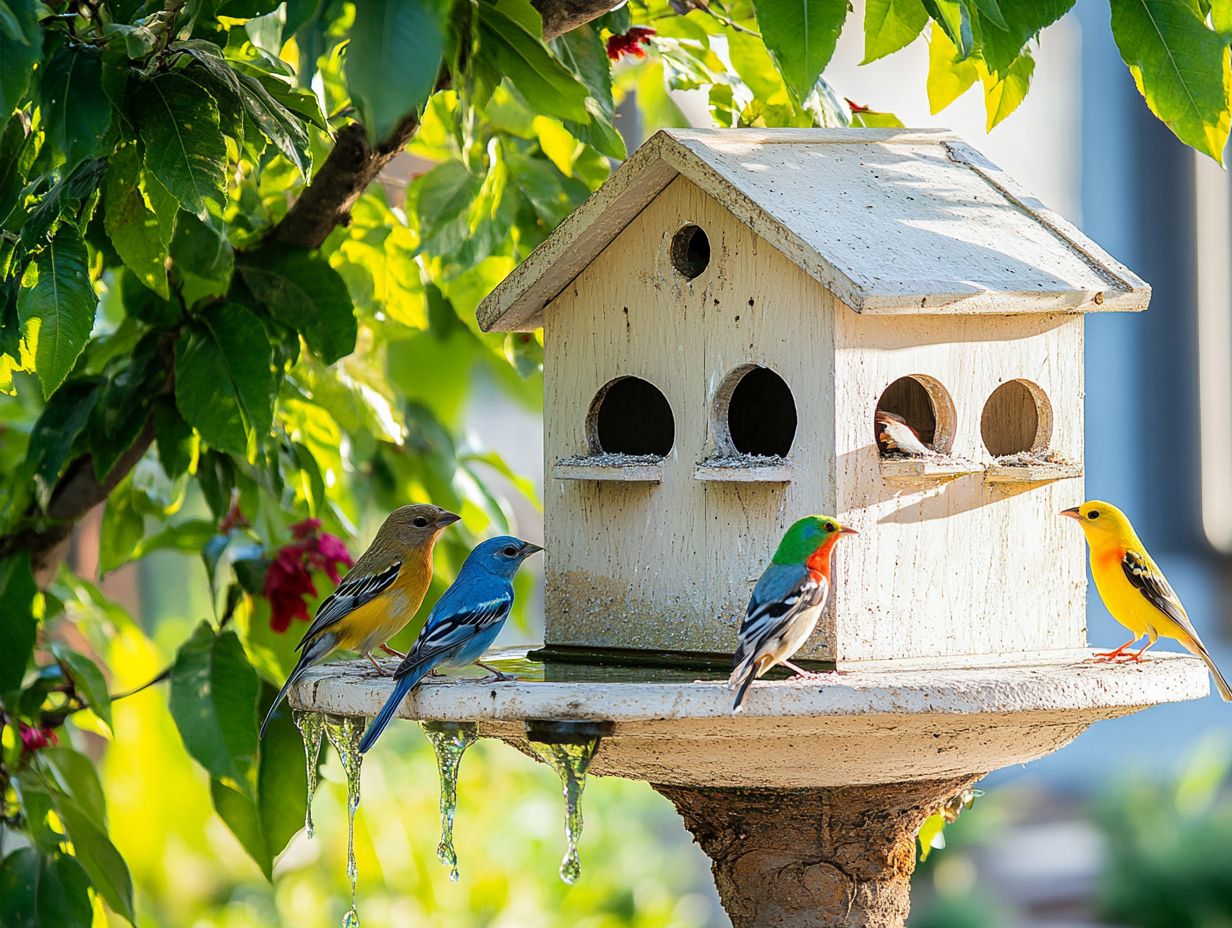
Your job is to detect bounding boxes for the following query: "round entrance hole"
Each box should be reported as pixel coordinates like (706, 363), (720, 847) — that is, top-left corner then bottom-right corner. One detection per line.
(714, 365), (797, 457)
(587, 376), (675, 457)
(981, 379), (1052, 456)
(874, 375), (956, 455)
(670, 225), (710, 280)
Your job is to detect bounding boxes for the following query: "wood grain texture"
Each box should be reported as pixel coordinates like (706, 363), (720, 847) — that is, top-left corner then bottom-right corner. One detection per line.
(477, 129), (1150, 332)
(830, 312), (1087, 664)
(543, 176), (833, 654)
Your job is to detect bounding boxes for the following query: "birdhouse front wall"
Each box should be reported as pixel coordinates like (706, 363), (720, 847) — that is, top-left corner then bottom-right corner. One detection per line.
(825, 311), (1089, 665)
(542, 176), (836, 656)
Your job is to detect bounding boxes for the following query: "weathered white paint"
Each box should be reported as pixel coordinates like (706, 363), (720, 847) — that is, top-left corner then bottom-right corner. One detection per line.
(551, 461), (664, 483)
(543, 177), (833, 655)
(985, 462), (1084, 484)
(829, 311), (1087, 664)
(477, 129), (1150, 332)
(289, 652), (1209, 788)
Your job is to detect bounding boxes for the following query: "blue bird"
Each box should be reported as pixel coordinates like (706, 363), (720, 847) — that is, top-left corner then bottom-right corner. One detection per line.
(358, 536), (543, 753)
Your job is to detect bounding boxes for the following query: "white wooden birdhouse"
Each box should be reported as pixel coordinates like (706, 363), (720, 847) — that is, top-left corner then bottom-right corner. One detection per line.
(477, 128), (1150, 669)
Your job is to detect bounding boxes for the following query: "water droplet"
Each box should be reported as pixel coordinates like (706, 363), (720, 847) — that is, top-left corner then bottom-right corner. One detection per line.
(294, 710), (325, 838)
(324, 714), (365, 923)
(421, 721), (479, 882)
(529, 737), (601, 884)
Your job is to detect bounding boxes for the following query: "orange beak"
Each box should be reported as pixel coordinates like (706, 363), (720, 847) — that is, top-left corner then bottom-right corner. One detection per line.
(1059, 507), (1081, 521)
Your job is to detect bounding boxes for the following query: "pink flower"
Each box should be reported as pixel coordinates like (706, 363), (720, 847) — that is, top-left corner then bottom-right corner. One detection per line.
(19, 723), (58, 754)
(607, 26), (655, 61)
(263, 521), (354, 633)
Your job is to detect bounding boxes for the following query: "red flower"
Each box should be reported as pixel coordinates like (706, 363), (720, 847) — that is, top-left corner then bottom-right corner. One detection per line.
(607, 26), (656, 61)
(18, 723), (58, 755)
(263, 520), (354, 633)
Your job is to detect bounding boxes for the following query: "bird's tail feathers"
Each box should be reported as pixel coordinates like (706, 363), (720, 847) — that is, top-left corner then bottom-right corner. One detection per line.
(1187, 636), (1232, 702)
(727, 653), (765, 714)
(259, 634), (335, 739)
(358, 660), (435, 754)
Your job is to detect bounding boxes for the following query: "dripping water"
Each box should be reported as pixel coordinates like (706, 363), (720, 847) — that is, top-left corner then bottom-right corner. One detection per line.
(529, 736), (601, 884)
(421, 721), (480, 881)
(294, 710), (325, 838)
(324, 714), (365, 927)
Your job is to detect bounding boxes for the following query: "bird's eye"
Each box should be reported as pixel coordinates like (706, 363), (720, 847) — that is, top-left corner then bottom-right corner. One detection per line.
(413, 516), (429, 527)
(824, 522), (835, 532)
(502, 545), (519, 557)
(1087, 511), (1100, 521)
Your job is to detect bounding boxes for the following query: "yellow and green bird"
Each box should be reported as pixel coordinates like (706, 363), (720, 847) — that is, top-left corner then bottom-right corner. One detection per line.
(1062, 500), (1231, 701)
(728, 515), (858, 712)
(260, 503), (460, 737)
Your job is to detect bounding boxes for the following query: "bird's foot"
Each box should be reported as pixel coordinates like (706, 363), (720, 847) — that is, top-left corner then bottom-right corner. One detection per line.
(380, 643), (406, 659)
(366, 654), (392, 676)
(781, 659), (826, 680)
(475, 660), (514, 682)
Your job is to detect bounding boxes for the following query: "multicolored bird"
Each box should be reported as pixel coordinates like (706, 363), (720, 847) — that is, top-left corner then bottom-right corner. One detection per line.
(260, 504), (461, 738)
(1062, 500), (1231, 701)
(728, 515), (858, 712)
(876, 409), (935, 457)
(358, 536), (543, 753)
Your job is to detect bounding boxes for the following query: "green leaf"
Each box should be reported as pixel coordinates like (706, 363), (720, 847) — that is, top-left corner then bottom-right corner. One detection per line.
(978, 0), (1073, 75)
(135, 72), (228, 219)
(238, 246), (356, 363)
(478, 0), (591, 123)
(37, 747), (108, 824)
(923, 0), (975, 57)
(154, 396), (198, 479)
(1110, 0), (1232, 162)
(981, 49), (1034, 128)
(17, 229), (97, 398)
(169, 622), (261, 796)
(40, 45), (112, 169)
(0, 849), (94, 928)
(209, 685), (307, 878)
(1214, 0), (1232, 34)
(180, 46), (312, 176)
(926, 20), (979, 112)
(99, 476), (144, 575)
(169, 212), (234, 305)
(0, 0), (40, 119)
(917, 811), (946, 862)
(0, 552), (37, 694)
(104, 146), (175, 299)
(174, 302), (273, 454)
(752, 0), (849, 102)
(345, 0), (448, 142)
(17, 378), (101, 512)
(970, 0), (1007, 29)
(862, 0), (929, 62)
(87, 332), (164, 482)
(50, 645), (112, 731)
(131, 517), (217, 560)
(51, 794), (135, 922)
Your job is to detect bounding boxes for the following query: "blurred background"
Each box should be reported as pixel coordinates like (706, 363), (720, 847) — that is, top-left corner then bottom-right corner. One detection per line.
(78, 4), (1232, 926)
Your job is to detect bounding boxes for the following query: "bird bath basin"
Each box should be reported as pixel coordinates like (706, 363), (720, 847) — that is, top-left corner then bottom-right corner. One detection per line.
(288, 647), (1209, 927)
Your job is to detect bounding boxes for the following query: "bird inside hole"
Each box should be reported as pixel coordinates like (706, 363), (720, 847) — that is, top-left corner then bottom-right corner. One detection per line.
(875, 409), (936, 457)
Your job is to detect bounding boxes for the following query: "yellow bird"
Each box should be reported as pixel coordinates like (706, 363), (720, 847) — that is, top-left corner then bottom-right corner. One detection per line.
(260, 503), (460, 737)
(1062, 500), (1231, 701)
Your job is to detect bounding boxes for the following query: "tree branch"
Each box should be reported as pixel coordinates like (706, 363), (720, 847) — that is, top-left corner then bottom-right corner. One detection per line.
(270, 0), (621, 250)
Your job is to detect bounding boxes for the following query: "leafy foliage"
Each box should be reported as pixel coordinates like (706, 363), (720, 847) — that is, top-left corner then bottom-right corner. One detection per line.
(0, 0), (1229, 923)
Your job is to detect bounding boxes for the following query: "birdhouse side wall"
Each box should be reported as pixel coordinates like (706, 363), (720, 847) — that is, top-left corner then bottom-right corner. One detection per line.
(542, 175), (837, 657)
(827, 311), (1087, 665)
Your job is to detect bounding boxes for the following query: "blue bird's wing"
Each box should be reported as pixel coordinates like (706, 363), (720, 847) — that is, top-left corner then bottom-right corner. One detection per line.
(733, 563), (825, 667)
(295, 560), (401, 651)
(395, 590), (513, 679)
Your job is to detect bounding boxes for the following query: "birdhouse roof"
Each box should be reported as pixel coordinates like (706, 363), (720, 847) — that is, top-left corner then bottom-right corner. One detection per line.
(476, 128), (1149, 332)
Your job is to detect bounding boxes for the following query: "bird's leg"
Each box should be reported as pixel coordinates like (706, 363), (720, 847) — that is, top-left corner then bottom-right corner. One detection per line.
(1125, 638), (1158, 663)
(1092, 637), (1140, 662)
(781, 659), (825, 680)
(366, 653), (391, 676)
(475, 660), (513, 682)
(380, 643), (406, 659)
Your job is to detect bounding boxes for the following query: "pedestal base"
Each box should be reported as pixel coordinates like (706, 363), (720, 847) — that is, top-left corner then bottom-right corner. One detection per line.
(655, 778), (979, 928)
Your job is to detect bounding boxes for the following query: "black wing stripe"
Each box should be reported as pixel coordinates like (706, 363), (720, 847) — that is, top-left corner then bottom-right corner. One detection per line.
(295, 559), (402, 650)
(1121, 551), (1188, 628)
